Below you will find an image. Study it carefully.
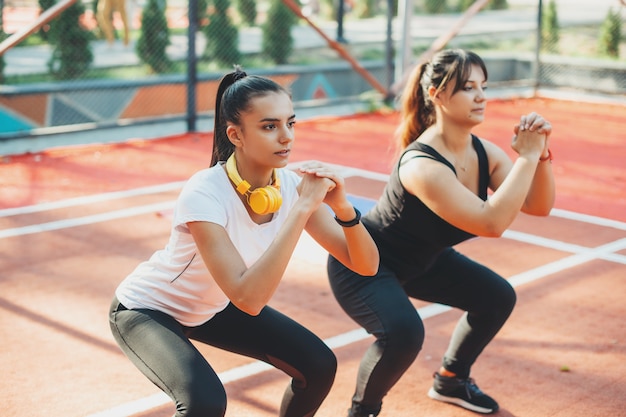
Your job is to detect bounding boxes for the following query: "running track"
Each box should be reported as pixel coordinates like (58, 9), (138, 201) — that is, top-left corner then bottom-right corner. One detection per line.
(1, 97), (625, 417)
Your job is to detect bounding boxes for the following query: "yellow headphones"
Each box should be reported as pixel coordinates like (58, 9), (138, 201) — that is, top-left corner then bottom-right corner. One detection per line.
(226, 153), (282, 215)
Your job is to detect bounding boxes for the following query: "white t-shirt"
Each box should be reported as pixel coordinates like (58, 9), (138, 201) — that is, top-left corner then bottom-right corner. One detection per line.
(116, 163), (302, 326)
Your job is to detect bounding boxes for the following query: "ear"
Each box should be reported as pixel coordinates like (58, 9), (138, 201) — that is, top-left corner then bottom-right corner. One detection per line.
(226, 125), (242, 146)
(428, 85), (442, 104)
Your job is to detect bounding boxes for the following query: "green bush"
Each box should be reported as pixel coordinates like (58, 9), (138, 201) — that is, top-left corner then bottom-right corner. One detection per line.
(47, 2), (94, 80)
(136, 0), (172, 73)
(203, 0), (241, 67)
(541, 0), (559, 53)
(262, 0), (296, 64)
(598, 7), (622, 58)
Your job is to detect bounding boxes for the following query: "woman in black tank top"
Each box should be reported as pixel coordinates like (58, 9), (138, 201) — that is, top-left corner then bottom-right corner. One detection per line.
(328, 49), (555, 416)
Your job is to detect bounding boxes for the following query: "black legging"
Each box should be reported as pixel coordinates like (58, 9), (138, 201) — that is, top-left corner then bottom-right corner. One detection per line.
(109, 298), (337, 417)
(327, 247), (516, 416)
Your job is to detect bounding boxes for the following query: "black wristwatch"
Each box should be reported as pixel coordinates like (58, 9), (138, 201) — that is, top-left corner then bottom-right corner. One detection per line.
(334, 207), (361, 227)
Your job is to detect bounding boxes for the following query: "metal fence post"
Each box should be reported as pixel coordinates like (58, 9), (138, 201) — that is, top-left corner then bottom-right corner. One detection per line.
(187, 0), (198, 133)
(384, 0), (394, 98)
(337, 0), (346, 43)
(533, 0), (543, 95)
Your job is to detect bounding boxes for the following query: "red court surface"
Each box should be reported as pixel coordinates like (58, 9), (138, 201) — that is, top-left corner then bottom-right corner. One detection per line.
(1, 96), (625, 417)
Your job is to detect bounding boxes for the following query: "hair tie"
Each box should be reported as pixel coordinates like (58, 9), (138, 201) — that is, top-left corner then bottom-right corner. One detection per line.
(233, 66), (247, 82)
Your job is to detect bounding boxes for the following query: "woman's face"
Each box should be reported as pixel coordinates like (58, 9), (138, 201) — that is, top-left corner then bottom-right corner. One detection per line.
(232, 91), (296, 171)
(437, 64), (488, 127)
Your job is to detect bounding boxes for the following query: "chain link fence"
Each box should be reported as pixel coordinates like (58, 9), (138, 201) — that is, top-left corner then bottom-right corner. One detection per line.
(0, 0), (624, 139)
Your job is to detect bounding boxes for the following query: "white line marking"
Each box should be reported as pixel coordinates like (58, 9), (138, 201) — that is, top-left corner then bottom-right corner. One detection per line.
(3, 199), (625, 242)
(503, 230), (593, 253)
(86, 393), (169, 417)
(550, 208), (626, 231)
(0, 202), (175, 239)
(507, 238), (626, 287)
(0, 181), (185, 217)
(502, 231), (626, 264)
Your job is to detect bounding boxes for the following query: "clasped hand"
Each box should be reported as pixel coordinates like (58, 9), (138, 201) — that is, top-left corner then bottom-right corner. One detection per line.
(296, 162), (347, 210)
(511, 112), (552, 158)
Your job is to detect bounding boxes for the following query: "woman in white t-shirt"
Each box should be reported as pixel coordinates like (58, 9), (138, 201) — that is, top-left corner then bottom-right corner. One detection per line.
(108, 67), (380, 417)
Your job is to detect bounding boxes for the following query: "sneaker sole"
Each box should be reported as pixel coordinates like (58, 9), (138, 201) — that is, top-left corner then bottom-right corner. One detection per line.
(427, 387), (497, 414)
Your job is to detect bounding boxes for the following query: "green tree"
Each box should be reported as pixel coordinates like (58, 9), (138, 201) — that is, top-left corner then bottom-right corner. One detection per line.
(37, 0), (56, 41)
(136, 0), (172, 73)
(198, 0), (210, 26)
(237, 0), (257, 26)
(425, 0), (446, 14)
(598, 7), (622, 58)
(488, 0), (508, 10)
(47, 2), (94, 80)
(457, 0), (508, 11)
(262, 0), (296, 64)
(357, 0), (379, 18)
(542, 0), (559, 53)
(0, 30), (6, 84)
(203, 0), (241, 67)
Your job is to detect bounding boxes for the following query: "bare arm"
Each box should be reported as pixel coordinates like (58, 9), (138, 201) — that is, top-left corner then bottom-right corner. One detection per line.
(298, 162), (379, 276)
(188, 172), (334, 316)
(518, 121), (555, 215)
(401, 119), (549, 237)
(494, 113), (556, 216)
(522, 152), (555, 215)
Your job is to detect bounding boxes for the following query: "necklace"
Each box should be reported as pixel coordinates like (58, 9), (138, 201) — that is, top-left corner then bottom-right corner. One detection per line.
(440, 135), (472, 172)
(452, 147), (469, 172)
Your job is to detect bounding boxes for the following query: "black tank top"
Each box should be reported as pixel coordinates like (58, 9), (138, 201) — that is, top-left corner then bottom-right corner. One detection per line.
(362, 135), (489, 280)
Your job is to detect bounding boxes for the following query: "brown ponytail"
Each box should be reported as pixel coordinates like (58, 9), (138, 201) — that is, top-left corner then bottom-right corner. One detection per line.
(394, 49), (488, 153)
(394, 61), (432, 151)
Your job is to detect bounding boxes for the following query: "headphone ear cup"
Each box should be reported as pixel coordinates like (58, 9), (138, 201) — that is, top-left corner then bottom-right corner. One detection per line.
(265, 186), (283, 213)
(249, 186), (282, 215)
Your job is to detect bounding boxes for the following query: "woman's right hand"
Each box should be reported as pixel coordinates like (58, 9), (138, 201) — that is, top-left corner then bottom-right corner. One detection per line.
(296, 164), (336, 210)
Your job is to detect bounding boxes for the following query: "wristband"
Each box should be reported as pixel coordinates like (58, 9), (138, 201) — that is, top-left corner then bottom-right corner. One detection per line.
(539, 149), (553, 162)
(334, 207), (361, 227)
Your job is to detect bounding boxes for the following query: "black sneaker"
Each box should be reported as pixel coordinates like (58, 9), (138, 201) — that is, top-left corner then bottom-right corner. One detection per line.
(348, 402), (380, 417)
(427, 372), (499, 414)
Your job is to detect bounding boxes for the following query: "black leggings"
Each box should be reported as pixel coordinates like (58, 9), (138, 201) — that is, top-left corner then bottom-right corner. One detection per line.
(109, 298), (337, 417)
(327, 247), (516, 415)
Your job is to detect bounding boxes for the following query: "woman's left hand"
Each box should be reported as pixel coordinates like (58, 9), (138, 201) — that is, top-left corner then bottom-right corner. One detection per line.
(513, 112), (552, 158)
(514, 112), (552, 137)
(297, 161), (347, 210)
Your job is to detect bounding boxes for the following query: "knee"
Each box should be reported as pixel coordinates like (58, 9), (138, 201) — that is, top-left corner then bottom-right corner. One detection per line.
(378, 315), (425, 355)
(478, 280), (516, 325)
(322, 346), (338, 375)
(496, 281), (517, 315)
(181, 388), (227, 417)
(306, 345), (337, 387)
